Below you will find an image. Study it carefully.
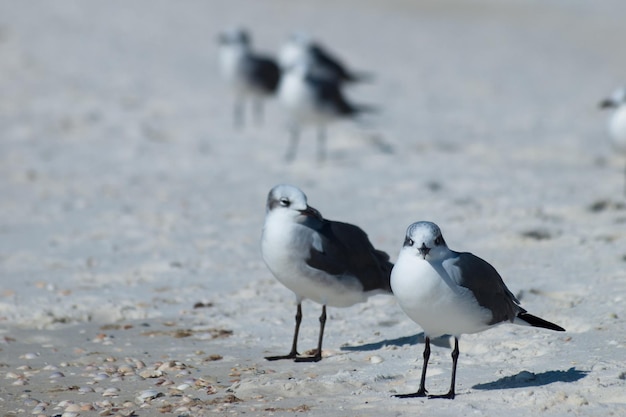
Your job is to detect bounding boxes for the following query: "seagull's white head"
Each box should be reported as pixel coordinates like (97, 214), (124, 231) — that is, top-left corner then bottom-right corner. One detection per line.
(266, 184), (322, 223)
(403, 221), (449, 261)
(279, 32), (312, 69)
(218, 28), (251, 48)
(600, 87), (626, 110)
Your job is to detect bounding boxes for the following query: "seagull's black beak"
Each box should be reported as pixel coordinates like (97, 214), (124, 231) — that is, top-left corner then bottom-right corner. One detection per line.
(418, 243), (430, 259)
(599, 99), (615, 109)
(299, 205), (322, 220)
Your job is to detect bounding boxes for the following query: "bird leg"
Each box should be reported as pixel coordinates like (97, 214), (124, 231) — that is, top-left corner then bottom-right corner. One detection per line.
(316, 126), (327, 163)
(428, 337), (459, 400)
(253, 99), (264, 126)
(295, 305), (326, 362)
(623, 159), (626, 197)
(284, 127), (300, 162)
(265, 303), (302, 361)
(234, 99), (244, 128)
(394, 336), (430, 398)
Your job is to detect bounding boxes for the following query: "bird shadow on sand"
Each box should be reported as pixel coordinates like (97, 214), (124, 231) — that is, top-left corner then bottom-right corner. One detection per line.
(472, 367), (588, 390)
(340, 332), (452, 352)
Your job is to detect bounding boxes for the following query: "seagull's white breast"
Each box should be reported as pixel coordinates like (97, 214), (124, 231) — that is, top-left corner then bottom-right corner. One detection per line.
(261, 213), (368, 307)
(391, 250), (492, 337)
(218, 46), (256, 96)
(608, 106), (626, 153)
(278, 72), (332, 126)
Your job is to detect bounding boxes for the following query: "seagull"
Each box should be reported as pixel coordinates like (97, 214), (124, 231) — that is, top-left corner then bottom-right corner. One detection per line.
(261, 184), (393, 362)
(278, 59), (376, 162)
(217, 28), (281, 127)
(599, 86), (626, 194)
(279, 33), (373, 84)
(391, 221), (565, 399)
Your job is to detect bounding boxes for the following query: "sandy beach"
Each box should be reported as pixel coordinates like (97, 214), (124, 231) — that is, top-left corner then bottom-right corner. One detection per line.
(1, 0), (626, 415)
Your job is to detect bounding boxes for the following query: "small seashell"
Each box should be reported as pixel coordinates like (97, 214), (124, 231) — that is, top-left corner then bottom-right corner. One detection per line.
(31, 404), (46, 413)
(22, 352), (39, 359)
(12, 378), (28, 385)
(157, 361), (175, 371)
(176, 383), (190, 391)
(80, 403), (95, 411)
(24, 398), (40, 407)
(49, 371), (65, 379)
(136, 389), (162, 402)
(6, 372), (21, 379)
(155, 378), (174, 386)
(43, 365), (58, 371)
(117, 365), (134, 375)
(369, 355), (384, 364)
(78, 386), (95, 394)
(93, 372), (110, 381)
(102, 387), (120, 397)
(64, 404), (81, 412)
(61, 412), (79, 417)
(118, 409), (136, 417)
(139, 369), (162, 378)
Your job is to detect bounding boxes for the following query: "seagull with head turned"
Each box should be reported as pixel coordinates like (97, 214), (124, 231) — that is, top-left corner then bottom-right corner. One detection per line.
(599, 86), (626, 194)
(261, 184), (393, 362)
(277, 57), (377, 162)
(218, 28), (281, 127)
(391, 221), (565, 399)
(279, 33), (373, 85)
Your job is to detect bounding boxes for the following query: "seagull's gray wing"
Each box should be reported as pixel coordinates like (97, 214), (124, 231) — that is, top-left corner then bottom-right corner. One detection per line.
(305, 220), (393, 293)
(443, 252), (522, 325)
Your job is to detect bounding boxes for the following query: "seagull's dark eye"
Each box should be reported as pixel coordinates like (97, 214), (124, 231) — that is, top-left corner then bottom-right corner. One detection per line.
(404, 237), (414, 247)
(434, 235), (443, 246)
(279, 198), (290, 207)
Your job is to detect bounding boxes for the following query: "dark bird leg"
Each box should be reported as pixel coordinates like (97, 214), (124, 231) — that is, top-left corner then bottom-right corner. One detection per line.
(295, 305), (326, 362)
(265, 303), (302, 361)
(316, 126), (327, 163)
(394, 336), (430, 398)
(253, 98), (264, 126)
(429, 337), (459, 400)
(234, 99), (244, 128)
(284, 127), (300, 162)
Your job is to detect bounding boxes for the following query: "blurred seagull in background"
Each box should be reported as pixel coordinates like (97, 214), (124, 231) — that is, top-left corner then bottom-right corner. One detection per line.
(279, 33), (373, 84)
(278, 57), (377, 162)
(261, 184), (393, 362)
(391, 221), (565, 399)
(218, 28), (281, 127)
(599, 86), (626, 194)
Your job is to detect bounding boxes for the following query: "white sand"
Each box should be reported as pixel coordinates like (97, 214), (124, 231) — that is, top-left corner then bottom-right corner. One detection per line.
(1, 0), (626, 415)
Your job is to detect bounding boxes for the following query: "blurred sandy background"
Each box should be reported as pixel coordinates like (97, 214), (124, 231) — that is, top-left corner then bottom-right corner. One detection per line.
(1, 0), (626, 416)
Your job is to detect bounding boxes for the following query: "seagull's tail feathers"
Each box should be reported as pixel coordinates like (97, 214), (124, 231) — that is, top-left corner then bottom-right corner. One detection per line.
(351, 103), (379, 115)
(345, 70), (375, 84)
(516, 312), (565, 332)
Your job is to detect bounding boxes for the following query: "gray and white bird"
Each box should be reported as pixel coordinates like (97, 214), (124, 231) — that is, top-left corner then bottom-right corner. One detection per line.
(261, 184), (393, 362)
(599, 86), (626, 194)
(391, 221), (564, 399)
(279, 33), (372, 84)
(278, 59), (376, 162)
(218, 28), (281, 127)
